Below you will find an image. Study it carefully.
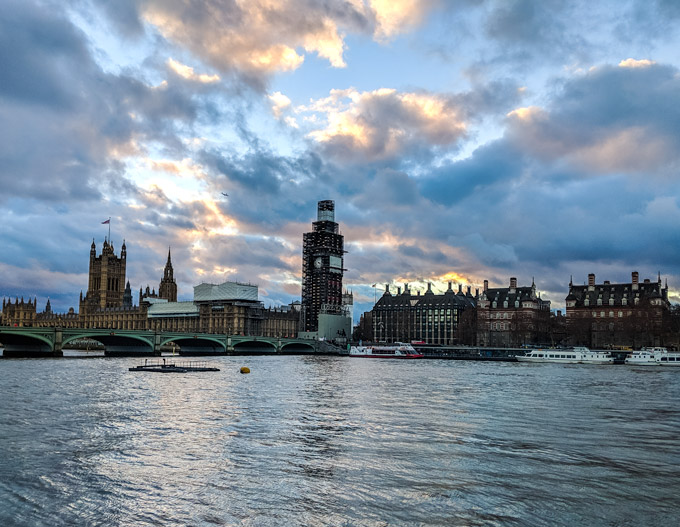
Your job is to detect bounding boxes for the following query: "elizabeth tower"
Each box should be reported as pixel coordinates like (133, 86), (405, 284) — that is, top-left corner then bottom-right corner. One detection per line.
(301, 200), (344, 332)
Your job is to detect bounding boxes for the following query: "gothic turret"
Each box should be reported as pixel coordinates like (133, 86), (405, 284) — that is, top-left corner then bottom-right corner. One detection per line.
(123, 281), (132, 308)
(159, 247), (178, 302)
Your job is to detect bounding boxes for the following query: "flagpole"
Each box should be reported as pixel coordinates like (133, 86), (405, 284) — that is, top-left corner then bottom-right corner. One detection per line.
(108, 217), (111, 243)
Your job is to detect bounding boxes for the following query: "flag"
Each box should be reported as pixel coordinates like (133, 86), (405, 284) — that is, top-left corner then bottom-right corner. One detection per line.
(101, 219), (110, 224)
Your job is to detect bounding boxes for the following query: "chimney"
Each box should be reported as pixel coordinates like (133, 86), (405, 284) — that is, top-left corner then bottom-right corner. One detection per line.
(448, 281), (452, 291)
(632, 271), (639, 284)
(467, 286), (471, 295)
(458, 284), (463, 293)
(484, 280), (488, 292)
(510, 277), (517, 289)
(397, 286), (401, 295)
(385, 284), (390, 293)
(588, 273), (595, 287)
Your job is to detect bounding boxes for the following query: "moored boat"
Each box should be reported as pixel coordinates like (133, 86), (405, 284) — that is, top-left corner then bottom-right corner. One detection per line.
(349, 342), (424, 359)
(625, 347), (680, 366)
(516, 346), (613, 364)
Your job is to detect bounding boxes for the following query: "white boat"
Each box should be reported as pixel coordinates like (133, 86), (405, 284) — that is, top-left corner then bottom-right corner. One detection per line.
(625, 347), (680, 366)
(349, 342), (424, 359)
(517, 346), (613, 364)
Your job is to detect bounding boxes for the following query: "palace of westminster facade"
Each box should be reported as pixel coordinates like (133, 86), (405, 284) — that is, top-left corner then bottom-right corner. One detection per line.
(1, 239), (299, 338)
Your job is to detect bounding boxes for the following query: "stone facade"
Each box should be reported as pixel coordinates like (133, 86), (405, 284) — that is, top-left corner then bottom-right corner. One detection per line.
(2, 241), (299, 338)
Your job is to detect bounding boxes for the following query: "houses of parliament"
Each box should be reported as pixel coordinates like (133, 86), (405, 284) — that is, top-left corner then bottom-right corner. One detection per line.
(1, 239), (299, 338)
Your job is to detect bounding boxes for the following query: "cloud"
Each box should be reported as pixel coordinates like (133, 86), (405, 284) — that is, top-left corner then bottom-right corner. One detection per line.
(618, 58), (656, 68)
(139, 0), (351, 79)
(89, 0), (442, 86)
(167, 58), (220, 83)
(370, 0), (436, 41)
(268, 91), (292, 119)
(504, 63), (680, 175)
(303, 87), (467, 162)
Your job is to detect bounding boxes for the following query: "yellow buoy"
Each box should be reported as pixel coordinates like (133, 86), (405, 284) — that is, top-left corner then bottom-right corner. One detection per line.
(240, 366), (250, 374)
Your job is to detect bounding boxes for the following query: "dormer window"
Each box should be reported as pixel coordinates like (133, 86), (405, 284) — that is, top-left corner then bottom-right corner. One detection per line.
(503, 301), (508, 308)
(515, 300), (519, 308)
(609, 298), (614, 306)
(622, 298), (627, 305)
(584, 298), (590, 306)
(492, 301), (497, 308)
(597, 298), (602, 305)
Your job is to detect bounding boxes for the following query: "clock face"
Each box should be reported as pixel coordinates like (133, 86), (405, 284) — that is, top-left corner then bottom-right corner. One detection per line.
(314, 257), (323, 268)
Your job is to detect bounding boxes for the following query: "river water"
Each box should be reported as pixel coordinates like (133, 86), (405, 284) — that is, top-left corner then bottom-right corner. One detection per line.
(0, 356), (678, 526)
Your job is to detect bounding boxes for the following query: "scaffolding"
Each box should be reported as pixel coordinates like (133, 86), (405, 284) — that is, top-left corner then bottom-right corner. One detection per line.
(301, 200), (345, 332)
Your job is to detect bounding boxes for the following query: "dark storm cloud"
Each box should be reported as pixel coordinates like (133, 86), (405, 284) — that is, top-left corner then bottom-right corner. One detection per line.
(420, 141), (524, 206)
(0, 0), (221, 209)
(198, 146), (339, 227)
(0, 0), (90, 108)
(506, 63), (680, 173)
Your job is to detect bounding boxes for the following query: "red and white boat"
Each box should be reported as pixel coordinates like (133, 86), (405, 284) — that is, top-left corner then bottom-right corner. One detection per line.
(349, 342), (424, 359)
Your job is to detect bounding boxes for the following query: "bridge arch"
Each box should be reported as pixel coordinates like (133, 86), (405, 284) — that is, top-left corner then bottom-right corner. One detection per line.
(161, 335), (226, 355)
(280, 341), (316, 354)
(0, 329), (53, 355)
(232, 339), (277, 354)
(63, 331), (155, 356)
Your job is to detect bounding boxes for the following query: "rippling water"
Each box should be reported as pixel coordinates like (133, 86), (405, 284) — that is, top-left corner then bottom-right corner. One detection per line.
(1, 356), (678, 526)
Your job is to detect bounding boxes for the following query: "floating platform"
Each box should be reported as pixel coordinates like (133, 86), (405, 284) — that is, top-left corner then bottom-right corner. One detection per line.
(129, 359), (220, 373)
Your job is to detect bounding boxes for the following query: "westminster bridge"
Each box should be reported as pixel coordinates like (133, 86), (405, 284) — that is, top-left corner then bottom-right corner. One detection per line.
(0, 326), (322, 357)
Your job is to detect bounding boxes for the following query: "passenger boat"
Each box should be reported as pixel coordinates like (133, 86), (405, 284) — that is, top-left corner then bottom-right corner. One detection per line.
(516, 346), (613, 364)
(625, 347), (680, 366)
(349, 342), (424, 359)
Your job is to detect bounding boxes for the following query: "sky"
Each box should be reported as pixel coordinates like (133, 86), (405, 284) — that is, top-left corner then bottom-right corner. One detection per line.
(2, 0), (680, 321)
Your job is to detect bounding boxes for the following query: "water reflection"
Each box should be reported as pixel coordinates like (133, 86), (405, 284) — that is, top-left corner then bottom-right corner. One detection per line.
(0, 357), (679, 526)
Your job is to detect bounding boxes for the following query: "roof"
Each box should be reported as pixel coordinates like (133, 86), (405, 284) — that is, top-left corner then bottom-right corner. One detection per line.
(148, 301), (200, 318)
(193, 281), (258, 302)
(375, 288), (476, 310)
(567, 279), (667, 307)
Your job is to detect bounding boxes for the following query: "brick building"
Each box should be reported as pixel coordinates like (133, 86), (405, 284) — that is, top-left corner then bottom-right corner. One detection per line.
(476, 278), (551, 347)
(565, 272), (669, 348)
